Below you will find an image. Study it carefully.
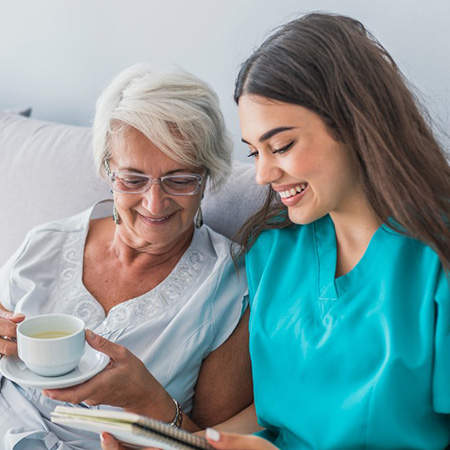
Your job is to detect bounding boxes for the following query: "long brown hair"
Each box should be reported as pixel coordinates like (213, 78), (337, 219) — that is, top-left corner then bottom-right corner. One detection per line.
(233, 12), (450, 271)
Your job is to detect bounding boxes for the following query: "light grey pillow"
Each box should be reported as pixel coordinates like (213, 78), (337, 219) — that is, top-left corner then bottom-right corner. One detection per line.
(0, 113), (265, 266)
(0, 113), (109, 266)
(203, 162), (265, 240)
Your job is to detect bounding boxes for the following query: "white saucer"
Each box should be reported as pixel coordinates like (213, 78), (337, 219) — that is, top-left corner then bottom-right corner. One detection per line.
(0, 344), (110, 389)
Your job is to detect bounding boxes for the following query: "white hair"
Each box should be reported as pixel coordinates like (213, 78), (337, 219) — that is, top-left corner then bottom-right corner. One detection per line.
(93, 64), (233, 190)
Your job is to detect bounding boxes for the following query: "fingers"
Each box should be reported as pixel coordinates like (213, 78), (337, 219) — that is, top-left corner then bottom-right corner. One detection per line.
(0, 337), (18, 357)
(86, 330), (127, 359)
(43, 332), (126, 403)
(100, 432), (128, 450)
(45, 332), (162, 414)
(43, 339), (129, 405)
(205, 429), (277, 450)
(0, 310), (25, 323)
(0, 312), (25, 357)
(43, 373), (108, 404)
(0, 319), (19, 337)
(100, 432), (146, 450)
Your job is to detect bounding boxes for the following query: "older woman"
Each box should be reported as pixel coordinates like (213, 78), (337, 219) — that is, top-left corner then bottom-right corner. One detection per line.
(0, 65), (252, 449)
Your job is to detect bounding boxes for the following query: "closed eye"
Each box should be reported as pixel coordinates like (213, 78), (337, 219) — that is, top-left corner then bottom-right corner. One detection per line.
(119, 177), (148, 187)
(272, 141), (295, 154)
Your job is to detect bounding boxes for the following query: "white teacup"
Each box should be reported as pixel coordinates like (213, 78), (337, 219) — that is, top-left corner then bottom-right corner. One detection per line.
(17, 314), (86, 377)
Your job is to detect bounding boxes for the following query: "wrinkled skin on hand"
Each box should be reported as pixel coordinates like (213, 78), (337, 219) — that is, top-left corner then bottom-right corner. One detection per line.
(43, 330), (173, 420)
(0, 307), (25, 357)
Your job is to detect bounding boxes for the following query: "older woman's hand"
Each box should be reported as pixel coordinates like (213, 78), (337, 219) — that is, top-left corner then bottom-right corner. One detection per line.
(43, 331), (175, 422)
(100, 432), (161, 450)
(100, 432), (135, 450)
(0, 306), (25, 357)
(205, 429), (279, 450)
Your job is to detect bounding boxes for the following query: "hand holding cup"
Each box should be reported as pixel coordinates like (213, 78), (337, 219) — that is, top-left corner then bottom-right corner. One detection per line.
(0, 308), (25, 357)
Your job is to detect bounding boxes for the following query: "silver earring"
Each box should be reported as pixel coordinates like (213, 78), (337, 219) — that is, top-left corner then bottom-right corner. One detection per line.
(196, 204), (203, 229)
(113, 203), (120, 225)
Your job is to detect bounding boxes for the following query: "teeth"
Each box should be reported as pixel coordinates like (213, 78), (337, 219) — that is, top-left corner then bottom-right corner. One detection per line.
(279, 184), (307, 199)
(148, 216), (169, 222)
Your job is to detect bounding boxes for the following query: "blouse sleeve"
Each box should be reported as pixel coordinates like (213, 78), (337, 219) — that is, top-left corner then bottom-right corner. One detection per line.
(0, 231), (31, 311)
(432, 266), (450, 413)
(209, 257), (249, 352)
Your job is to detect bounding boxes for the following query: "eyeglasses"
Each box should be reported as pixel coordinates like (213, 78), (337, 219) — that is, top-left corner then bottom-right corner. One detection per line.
(104, 161), (205, 196)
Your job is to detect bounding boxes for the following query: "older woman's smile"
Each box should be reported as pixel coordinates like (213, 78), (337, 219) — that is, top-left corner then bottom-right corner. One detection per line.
(138, 212), (175, 225)
(108, 127), (204, 253)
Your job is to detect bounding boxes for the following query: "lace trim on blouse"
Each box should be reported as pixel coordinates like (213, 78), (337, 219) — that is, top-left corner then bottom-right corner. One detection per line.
(58, 225), (206, 334)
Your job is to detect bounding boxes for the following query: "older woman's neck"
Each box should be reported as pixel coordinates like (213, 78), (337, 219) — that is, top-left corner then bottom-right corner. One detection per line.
(111, 225), (195, 270)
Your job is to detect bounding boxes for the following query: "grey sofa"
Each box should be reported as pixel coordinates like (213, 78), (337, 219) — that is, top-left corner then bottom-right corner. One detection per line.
(0, 112), (265, 267)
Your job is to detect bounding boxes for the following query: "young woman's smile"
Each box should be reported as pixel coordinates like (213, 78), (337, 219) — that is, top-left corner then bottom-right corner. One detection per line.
(238, 95), (364, 225)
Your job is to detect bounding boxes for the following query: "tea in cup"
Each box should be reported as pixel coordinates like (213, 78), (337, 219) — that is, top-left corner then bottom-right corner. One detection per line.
(17, 314), (86, 377)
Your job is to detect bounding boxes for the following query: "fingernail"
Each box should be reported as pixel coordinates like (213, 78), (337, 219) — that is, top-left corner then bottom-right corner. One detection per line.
(206, 428), (221, 442)
(13, 313), (25, 318)
(86, 330), (97, 341)
(100, 432), (105, 442)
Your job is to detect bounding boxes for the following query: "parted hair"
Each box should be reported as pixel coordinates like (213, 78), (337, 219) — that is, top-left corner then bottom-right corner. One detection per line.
(234, 12), (450, 271)
(93, 64), (233, 191)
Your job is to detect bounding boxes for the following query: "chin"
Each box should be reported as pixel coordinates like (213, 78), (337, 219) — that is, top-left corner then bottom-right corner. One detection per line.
(288, 209), (322, 226)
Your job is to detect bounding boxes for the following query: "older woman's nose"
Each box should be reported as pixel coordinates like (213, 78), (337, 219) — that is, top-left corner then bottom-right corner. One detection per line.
(255, 154), (282, 186)
(141, 183), (169, 214)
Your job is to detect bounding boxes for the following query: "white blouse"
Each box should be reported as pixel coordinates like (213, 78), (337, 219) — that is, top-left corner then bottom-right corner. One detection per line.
(0, 200), (248, 449)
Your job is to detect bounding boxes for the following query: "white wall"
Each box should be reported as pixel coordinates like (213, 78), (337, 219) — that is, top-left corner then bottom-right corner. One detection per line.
(1, 0), (449, 161)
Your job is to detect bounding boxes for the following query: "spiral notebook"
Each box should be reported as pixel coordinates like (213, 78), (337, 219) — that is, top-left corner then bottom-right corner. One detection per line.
(51, 406), (214, 450)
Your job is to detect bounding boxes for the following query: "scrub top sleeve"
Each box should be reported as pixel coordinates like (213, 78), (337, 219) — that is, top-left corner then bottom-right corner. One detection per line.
(0, 231), (31, 311)
(210, 261), (248, 351)
(432, 267), (450, 413)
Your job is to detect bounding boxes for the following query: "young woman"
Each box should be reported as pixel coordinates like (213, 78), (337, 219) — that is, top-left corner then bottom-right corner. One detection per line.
(101, 12), (450, 450)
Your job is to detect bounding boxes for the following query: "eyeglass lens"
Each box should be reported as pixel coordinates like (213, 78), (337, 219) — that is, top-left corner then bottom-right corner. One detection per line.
(112, 173), (201, 195)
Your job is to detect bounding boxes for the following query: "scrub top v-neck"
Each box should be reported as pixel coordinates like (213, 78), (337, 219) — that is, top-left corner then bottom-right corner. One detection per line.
(246, 214), (450, 449)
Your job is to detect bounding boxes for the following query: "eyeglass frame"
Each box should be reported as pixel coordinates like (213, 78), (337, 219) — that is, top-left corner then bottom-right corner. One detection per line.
(104, 160), (206, 196)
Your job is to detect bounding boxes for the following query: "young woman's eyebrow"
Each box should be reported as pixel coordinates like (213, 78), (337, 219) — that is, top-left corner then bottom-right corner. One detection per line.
(241, 126), (296, 145)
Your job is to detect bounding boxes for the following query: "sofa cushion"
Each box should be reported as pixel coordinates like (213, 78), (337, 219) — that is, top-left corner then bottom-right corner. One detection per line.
(203, 162), (266, 241)
(0, 113), (264, 266)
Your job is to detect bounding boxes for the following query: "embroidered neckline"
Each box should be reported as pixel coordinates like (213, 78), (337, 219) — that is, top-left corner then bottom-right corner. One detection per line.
(58, 203), (207, 333)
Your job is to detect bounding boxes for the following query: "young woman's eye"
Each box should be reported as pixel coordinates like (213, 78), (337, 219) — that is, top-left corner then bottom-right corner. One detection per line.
(247, 149), (259, 159)
(273, 141), (295, 154)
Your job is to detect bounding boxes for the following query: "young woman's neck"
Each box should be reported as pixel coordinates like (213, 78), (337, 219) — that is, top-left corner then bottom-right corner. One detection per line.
(330, 196), (381, 278)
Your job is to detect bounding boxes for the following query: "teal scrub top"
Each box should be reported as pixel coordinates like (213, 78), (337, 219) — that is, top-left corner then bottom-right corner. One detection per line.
(246, 214), (450, 449)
